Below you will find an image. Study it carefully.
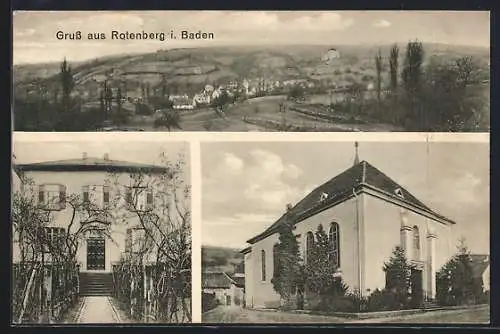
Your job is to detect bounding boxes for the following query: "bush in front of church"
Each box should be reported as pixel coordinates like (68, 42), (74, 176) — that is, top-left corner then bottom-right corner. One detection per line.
(365, 288), (405, 312)
(436, 239), (484, 306)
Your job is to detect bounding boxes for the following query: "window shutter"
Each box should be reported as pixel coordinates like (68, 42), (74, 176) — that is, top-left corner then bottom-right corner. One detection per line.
(126, 187), (133, 205)
(103, 185), (110, 206)
(82, 185), (89, 203)
(146, 189), (154, 210)
(38, 185), (45, 205)
(126, 228), (132, 253)
(59, 185), (67, 209)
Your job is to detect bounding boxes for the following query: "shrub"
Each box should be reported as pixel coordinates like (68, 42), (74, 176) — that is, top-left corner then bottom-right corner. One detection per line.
(478, 290), (490, 305)
(366, 288), (407, 312)
(435, 239), (485, 306)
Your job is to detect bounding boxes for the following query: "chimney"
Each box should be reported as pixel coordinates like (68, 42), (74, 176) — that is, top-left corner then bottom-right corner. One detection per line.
(103, 153), (109, 161)
(82, 152), (88, 160)
(286, 203), (293, 212)
(353, 141), (360, 165)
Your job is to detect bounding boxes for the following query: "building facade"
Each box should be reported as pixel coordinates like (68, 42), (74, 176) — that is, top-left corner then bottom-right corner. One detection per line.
(202, 272), (245, 307)
(12, 153), (168, 273)
(242, 156), (455, 309)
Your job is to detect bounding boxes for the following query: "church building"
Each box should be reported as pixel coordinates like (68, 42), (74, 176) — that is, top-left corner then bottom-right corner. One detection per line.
(242, 143), (455, 309)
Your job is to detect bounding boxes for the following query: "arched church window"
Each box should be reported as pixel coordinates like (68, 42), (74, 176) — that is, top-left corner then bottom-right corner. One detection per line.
(329, 222), (340, 268)
(306, 231), (315, 264)
(261, 250), (266, 281)
(413, 225), (420, 260)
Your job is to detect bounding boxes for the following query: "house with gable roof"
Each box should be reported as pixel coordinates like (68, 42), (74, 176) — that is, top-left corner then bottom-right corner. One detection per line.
(203, 272), (245, 307)
(241, 143), (455, 309)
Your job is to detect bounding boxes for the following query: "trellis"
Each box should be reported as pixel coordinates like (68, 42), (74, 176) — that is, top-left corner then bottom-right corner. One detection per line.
(112, 260), (191, 323)
(12, 261), (79, 324)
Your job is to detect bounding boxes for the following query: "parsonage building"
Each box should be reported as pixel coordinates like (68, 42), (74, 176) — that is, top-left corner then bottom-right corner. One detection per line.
(12, 153), (168, 277)
(241, 146), (455, 309)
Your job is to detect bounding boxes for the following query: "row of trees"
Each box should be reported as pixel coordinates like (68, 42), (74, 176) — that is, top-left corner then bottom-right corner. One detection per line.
(271, 220), (487, 313)
(11, 151), (191, 323)
(339, 40), (489, 131)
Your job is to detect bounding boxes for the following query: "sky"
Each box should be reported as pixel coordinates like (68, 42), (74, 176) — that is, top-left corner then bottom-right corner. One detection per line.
(12, 133), (190, 176)
(13, 11), (490, 64)
(201, 140), (490, 255)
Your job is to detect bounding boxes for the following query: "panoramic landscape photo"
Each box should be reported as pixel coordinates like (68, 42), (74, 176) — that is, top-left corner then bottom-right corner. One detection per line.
(13, 11), (490, 132)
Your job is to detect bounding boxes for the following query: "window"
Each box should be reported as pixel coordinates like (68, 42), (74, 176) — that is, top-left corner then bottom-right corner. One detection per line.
(306, 231), (315, 264)
(329, 222), (340, 268)
(44, 227), (65, 253)
(126, 186), (154, 211)
(273, 244), (280, 280)
(126, 227), (146, 253)
(125, 228), (132, 253)
(413, 226), (420, 260)
(261, 250), (266, 281)
(38, 184), (66, 210)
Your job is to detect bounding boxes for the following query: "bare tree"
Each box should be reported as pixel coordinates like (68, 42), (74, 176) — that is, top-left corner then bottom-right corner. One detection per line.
(107, 151), (191, 323)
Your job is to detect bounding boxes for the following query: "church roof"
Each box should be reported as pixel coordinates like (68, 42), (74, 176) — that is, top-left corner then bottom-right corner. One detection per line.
(15, 157), (168, 174)
(246, 160), (455, 244)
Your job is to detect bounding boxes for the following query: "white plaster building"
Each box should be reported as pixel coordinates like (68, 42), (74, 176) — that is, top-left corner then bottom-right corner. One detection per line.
(203, 272), (245, 306)
(12, 153), (168, 273)
(242, 147), (455, 309)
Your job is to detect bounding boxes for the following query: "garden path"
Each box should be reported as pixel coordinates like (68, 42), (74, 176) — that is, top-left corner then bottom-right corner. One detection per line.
(76, 296), (123, 323)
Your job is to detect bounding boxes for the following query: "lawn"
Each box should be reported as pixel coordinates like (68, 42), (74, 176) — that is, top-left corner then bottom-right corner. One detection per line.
(378, 305), (490, 324)
(202, 305), (490, 324)
(203, 306), (346, 324)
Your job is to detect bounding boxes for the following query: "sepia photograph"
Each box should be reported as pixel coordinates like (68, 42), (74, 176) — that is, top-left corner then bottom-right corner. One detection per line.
(201, 137), (490, 324)
(13, 11), (490, 132)
(11, 134), (192, 324)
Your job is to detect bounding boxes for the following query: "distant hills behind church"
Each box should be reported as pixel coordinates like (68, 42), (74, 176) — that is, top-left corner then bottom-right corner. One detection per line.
(202, 245), (244, 274)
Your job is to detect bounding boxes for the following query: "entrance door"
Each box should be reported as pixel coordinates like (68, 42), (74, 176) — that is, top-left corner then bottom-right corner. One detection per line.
(410, 268), (423, 307)
(87, 238), (105, 270)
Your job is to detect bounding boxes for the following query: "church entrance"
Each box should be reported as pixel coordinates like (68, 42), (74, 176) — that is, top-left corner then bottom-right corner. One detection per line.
(410, 268), (424, 308)
(87, 238), (105, 270)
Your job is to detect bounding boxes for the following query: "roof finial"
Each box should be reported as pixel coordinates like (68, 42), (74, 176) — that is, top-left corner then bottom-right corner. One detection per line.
(354, 141), (360, 165)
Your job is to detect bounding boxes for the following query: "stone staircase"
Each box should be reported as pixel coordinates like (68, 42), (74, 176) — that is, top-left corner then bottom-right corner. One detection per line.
(79, 272), (114, 296)
(422, 299), (440, 310)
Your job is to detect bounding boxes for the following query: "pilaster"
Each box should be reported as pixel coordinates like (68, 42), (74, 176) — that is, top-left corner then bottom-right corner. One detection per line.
(426, 229), (438, 299)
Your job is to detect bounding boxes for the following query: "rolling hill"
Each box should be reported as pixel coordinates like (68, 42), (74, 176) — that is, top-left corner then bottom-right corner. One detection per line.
(202, 245), (244, 274)
(13, 43), (490, 96)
